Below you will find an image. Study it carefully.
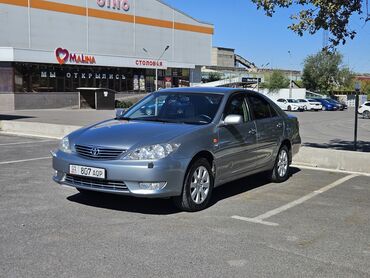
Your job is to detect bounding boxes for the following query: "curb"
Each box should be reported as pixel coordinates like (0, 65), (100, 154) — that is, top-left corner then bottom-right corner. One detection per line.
(1, 120), (369, 174)
(293, 146), (370, 175)
(0, 120), (81, 139)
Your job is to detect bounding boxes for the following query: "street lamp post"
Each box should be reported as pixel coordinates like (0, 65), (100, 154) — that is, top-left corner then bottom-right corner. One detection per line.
(288, 51), (293, 99)
(143, 45), (170, 91)
(354, 82), (361, 151)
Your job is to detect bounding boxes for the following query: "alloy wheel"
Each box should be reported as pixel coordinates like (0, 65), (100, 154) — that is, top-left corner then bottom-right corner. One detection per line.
(277, 149), (288, 177)
(190, 166), (210, 204)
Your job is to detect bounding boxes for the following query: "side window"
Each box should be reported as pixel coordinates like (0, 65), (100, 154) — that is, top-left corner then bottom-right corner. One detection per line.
(277, 99), (284, 102)
(248, 95), (276, 120)
(224, 94), (250, 122)
(365, 103), (370, 107)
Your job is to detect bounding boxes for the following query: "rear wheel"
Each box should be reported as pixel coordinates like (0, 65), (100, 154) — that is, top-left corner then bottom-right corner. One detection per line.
(173, 158), (214, 212)
(270, 145), (290, 183)
(287, 106), (292, 111)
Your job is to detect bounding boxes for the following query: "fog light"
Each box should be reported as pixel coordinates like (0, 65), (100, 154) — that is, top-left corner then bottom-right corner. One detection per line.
(139, 182), (167, 190)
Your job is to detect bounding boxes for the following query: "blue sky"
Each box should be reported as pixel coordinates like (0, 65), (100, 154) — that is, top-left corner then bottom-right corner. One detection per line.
(165, 0), (370, 73)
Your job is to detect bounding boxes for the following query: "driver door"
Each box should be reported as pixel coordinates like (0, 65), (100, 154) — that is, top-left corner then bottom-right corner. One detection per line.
(216, 93), (259, 183)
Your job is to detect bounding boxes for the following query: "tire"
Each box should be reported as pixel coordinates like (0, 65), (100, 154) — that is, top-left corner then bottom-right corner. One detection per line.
(173, 158), (214, 212)
(364, 111), (370, 119)
(270, 145), (290, 183)
(287, 106), (292, 111)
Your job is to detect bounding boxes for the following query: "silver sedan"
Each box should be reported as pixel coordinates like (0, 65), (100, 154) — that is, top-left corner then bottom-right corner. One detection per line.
(52, 87), (301, 211)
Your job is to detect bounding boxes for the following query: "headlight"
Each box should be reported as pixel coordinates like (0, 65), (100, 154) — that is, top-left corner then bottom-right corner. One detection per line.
(59, 136), (71, 153)
(124, 143), (180, 160)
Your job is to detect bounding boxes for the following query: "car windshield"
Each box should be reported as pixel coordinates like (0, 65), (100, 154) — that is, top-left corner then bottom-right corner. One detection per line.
(122, 92), (224, 125)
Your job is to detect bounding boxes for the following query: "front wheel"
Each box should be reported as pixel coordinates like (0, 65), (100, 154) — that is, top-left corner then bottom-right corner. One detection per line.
(270, 145), (290, 183)
(173, 158), (214, 212)
(363, 111), (370, 119)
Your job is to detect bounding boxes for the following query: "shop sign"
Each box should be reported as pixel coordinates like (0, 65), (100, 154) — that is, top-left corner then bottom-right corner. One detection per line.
(96, 0), (130, 12)
(135, 59), (165, 69)
(55, 48), (96, 65)
(41, 71), (126, 80)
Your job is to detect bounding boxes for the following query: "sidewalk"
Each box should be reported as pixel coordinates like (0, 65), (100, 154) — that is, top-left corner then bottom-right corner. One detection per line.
(0, 109), (115, 126)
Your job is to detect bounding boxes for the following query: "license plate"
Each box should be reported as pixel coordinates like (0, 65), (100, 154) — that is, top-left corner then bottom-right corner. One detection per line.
(69, 165), (106, 179)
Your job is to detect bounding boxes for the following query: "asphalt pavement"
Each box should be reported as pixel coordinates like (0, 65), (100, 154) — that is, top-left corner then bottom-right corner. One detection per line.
(1, 134), (369, 277)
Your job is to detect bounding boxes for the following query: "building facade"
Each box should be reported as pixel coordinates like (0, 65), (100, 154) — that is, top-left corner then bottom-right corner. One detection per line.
(0, 0), (213, 110)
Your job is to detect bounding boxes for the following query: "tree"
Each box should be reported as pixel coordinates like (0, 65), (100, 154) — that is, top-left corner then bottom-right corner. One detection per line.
(251, 0), (369, 47)
(207, 72), (222, 82)
(302, 50), (354, 94)
(265, 70), (290, 92)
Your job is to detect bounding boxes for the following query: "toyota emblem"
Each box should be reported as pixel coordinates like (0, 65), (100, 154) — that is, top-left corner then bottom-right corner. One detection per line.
(91, 147), (100, 157)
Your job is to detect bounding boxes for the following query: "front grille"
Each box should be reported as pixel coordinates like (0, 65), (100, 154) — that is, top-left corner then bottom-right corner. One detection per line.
(75, 145), (126, 160)
(65, 174), (129, 192)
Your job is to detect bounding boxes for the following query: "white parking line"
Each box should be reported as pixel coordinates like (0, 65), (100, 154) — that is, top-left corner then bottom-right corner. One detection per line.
(0, 140), (55, 146)
(232, 174), (358, 226)
(0, 157), (51, 165)
(292, 164), (370, 177)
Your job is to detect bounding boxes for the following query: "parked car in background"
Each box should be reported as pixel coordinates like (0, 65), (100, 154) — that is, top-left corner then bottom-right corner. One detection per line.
(312, 98), (338, 111)
(52, 88), (301, 212)
(297, 99), (323, 111)
(358, 101), (370, 119)
(275, 98), (300, 111)
(326, 99), (344, 111)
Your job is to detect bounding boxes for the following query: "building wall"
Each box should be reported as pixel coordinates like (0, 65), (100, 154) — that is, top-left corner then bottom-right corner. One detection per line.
(0, 0), (213, 66)
(211, 47), (235, 68)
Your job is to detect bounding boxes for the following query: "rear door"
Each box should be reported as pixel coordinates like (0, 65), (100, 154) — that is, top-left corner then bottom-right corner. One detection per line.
(216, 93), (259, 183)
(247, 94), (284, 167)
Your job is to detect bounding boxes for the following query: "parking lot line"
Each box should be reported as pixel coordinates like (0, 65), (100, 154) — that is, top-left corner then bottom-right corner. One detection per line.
(0, 140), (55, 146)
(232, 174), (358, 226)
(0, 157), (51, 165)
(292, 164), (370, 177)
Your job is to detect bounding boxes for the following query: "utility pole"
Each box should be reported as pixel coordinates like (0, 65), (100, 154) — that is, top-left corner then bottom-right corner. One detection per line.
(354, 82), (361, 151)
(143, 45), (170, 91)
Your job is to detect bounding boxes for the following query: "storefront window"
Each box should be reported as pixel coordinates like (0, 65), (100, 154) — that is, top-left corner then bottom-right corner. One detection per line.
(11, 63), (190, 93)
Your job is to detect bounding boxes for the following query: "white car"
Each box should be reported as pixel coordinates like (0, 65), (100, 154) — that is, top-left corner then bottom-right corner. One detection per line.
(297, 99), (323, 111)
(275, 98), (300, 111)
(358, 101), (370, 119)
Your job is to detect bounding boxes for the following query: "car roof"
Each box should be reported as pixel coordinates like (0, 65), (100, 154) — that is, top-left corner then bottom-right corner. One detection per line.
(157, 87), (256, 95)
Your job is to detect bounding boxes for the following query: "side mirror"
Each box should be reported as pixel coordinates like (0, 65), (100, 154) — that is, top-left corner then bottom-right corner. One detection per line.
(222, 114), (243, 126)
(284, 101), (288, 104)
(116, 108), (126, 118)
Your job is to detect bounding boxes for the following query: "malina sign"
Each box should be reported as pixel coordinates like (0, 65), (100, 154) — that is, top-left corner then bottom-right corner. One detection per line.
(55, 48), (96, 65)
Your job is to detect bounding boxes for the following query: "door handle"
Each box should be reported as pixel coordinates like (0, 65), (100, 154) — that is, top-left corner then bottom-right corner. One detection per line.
(248, 128), (257, 135)
(276, 122), (283, 128)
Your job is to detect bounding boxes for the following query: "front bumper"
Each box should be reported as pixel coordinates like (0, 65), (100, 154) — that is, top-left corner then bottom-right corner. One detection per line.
(52, 150), (189, 198)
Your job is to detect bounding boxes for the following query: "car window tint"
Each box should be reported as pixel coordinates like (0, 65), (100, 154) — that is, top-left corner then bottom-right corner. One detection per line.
(248, 95), (274, 120)
(366, 103), (370, 106)
(224, 94), (249, 122)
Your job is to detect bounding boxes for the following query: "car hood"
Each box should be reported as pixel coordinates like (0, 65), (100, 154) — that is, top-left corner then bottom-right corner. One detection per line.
(72, 119), (203, 150)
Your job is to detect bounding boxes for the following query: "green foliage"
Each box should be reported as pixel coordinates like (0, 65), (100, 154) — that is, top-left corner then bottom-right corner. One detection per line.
(265, 70), (290, 92)
(208, 72), (222, 82)
(251, 0), (366, 47)
(115, 100), (133, 108)
(302, 50), (354, 94)
(360, 80), (370, 99)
